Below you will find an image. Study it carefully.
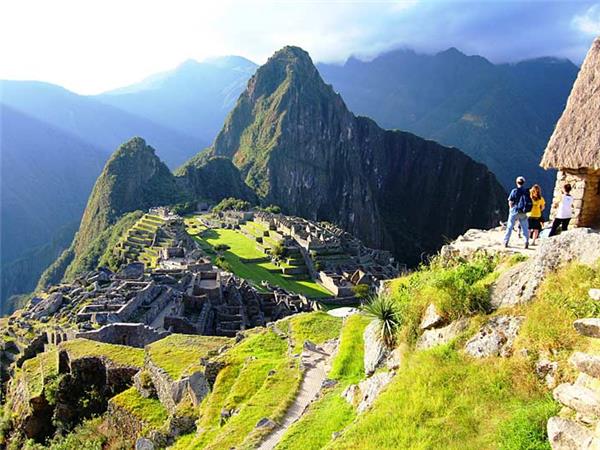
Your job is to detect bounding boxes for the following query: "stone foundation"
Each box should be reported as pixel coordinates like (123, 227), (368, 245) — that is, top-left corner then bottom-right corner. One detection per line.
(551, 169), (600, 228)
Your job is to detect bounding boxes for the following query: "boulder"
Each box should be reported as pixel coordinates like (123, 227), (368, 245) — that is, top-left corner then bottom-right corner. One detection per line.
(416, 318), (470, 350)
(464, 315), (523, 358)
(420, 304), (444, 330)
(118, 262), (145, 280)
(570, 352), (600, 379)
(135, 438), (155, 450)
(547, 416), (593, 450)
(589, 289), (600, 301)
(30, 293), (63, 320)
(357, 371), (394, 413)
(364, 321), (387, 375)
(491, 229), (600, 308)
(255, 417), (277, 430)
(341, 384), (360, 406)
(386, 346), (405, 371)
(574, 319), (600, 339)
(553, 383), (600, 418)
(536, 358), (559, 389)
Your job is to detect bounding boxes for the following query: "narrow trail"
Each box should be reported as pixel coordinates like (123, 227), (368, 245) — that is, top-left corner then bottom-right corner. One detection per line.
(258, 340), (337, 450)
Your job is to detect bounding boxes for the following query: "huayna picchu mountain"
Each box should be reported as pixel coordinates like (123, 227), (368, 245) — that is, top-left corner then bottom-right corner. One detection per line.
(41, 45), (506, 286)
(210, 46), (507, 263)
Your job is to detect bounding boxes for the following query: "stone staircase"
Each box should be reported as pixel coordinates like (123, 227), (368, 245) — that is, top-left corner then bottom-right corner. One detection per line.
(548, 288), (600, 449)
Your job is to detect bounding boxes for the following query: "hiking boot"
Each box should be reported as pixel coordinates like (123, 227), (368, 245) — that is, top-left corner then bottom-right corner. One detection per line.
(524, 242), (529, 249)
(503, 242), (509, 248)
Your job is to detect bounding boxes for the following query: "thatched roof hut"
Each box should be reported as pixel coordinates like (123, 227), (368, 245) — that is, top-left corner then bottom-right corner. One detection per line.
(540, 36), (600, 229)
(541, 37), (600, 170)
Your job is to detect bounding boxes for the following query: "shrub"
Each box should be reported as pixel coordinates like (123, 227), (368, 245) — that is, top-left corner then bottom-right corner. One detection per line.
(212, 197), (251, 213)
(262, 204), (281, 214)
(362, 294), (402, 349)
(271, 242), (286, 258)
(214, 244), (231, 254)
(351, 284), (370, 299)
(388, 254), (499, 346)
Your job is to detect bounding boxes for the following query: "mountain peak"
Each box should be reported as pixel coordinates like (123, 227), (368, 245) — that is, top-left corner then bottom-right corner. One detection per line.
(437, 47), (467, 59)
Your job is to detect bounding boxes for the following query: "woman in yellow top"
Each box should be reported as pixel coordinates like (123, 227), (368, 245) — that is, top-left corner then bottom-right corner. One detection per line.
(528, 184), (545, 245)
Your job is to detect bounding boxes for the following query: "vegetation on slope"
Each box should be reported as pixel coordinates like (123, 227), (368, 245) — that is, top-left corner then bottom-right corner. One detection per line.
(146, 334), (231, 380)
(172, 312), (343, 450)
(276, 313), (369, 450)
(331, 344), (556, 449)
(59, 338), (144, 368)
(387, 253), (499, 345)
(111, 387), (168, 431)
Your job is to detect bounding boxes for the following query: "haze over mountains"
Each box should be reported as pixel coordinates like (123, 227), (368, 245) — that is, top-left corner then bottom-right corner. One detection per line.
(0, 45), (579, 312)
(36, 46), (507, 293)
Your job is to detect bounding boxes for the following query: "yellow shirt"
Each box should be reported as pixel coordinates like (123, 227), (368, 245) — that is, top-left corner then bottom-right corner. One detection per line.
(529, 197), (545, 218)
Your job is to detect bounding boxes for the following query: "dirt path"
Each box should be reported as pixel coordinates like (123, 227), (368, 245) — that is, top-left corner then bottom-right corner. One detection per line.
(257, 340), (338, 450)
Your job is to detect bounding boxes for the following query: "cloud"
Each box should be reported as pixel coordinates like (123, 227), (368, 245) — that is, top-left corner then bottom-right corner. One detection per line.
(573, 4), (600, 35)
(1, 0), (598, 94)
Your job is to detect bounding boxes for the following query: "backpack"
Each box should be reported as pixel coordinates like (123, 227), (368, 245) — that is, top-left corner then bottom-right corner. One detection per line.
(516, 188), (533, 213)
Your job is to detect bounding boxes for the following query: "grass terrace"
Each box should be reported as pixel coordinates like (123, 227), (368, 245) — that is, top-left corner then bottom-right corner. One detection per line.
(146, 334), (232, 380)
(110, 387), (168, 432)
(184, 218), (332, 299)
(18, 350), (59, 399)
(59, 339), (144, 368)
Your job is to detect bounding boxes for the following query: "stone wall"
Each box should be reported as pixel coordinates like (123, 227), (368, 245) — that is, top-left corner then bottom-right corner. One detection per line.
(75, 323), (170, 348)
(550, 169), (600, 228)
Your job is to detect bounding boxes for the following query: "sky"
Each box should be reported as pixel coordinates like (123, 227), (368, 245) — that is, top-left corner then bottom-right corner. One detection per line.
(0, 0), (599, 94)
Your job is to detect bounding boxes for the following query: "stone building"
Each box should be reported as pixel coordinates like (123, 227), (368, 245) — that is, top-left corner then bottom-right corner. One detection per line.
(541, 37), (600, 229)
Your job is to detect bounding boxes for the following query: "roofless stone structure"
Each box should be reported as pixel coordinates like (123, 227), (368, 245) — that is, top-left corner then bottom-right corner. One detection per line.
(541, 36), (600, 229)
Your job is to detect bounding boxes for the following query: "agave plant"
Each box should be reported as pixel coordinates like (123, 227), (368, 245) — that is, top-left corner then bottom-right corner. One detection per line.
(362, 294), (402, 349)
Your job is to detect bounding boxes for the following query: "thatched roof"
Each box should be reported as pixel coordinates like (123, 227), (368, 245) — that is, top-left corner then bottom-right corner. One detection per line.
(541, 36), (600, 170)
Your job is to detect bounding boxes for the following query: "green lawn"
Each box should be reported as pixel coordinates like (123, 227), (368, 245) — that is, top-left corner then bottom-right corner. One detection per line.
(188, 225), (332, 299)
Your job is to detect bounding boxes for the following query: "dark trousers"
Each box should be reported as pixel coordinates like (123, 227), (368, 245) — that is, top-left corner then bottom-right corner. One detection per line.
(549, 218), (571, 237)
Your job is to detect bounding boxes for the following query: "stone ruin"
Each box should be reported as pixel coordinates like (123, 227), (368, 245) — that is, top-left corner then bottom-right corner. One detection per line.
(253, 211), (400, 299)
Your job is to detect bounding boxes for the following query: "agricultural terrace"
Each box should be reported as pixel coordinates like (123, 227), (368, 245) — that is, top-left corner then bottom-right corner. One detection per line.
(184, 216), (332, 299)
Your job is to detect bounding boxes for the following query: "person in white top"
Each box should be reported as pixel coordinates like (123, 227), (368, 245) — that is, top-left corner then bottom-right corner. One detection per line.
(549, 183), (573, 236)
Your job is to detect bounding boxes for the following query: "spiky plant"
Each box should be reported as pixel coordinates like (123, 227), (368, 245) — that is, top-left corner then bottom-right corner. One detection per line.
(362, 294), (402, 349)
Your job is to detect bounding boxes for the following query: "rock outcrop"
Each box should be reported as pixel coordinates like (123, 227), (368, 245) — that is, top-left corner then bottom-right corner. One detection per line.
(464, 315), (524, 358)
(491, 228), (600, 308)
(547, 289), (600, 448)
(416, 318), (470, 350)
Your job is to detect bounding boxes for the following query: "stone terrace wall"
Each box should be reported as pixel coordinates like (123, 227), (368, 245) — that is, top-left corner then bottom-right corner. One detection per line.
(75, 323), (170, 348)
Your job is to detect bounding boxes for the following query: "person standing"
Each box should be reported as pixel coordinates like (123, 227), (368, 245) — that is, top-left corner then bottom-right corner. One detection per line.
(549, 183), (573, 236)
(527, 184), (545, 245)
(504, 176), (531, 248)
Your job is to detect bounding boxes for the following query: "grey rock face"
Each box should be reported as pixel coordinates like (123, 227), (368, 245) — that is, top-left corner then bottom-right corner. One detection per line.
(420, 304), (444, 330)
(356, 371), (394, 413)
(547, 417), (593, 450)
(464, 315), (523, 358)
(117, 262), (145, 280)
(570, 352), (600, 379)
(29, 293), (63, 320)
(135, 438), (155, 450)
(553, 383), (600, 418)
(416, 318), (469, 350)
(341, 384), (360, 406)
(363, 321), (388, 376)
(491, 229), (600, 308)
(574, 319), (600, 339)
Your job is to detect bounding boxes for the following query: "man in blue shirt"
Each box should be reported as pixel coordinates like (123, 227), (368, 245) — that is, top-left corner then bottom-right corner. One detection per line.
(504, 176), (529, 249)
